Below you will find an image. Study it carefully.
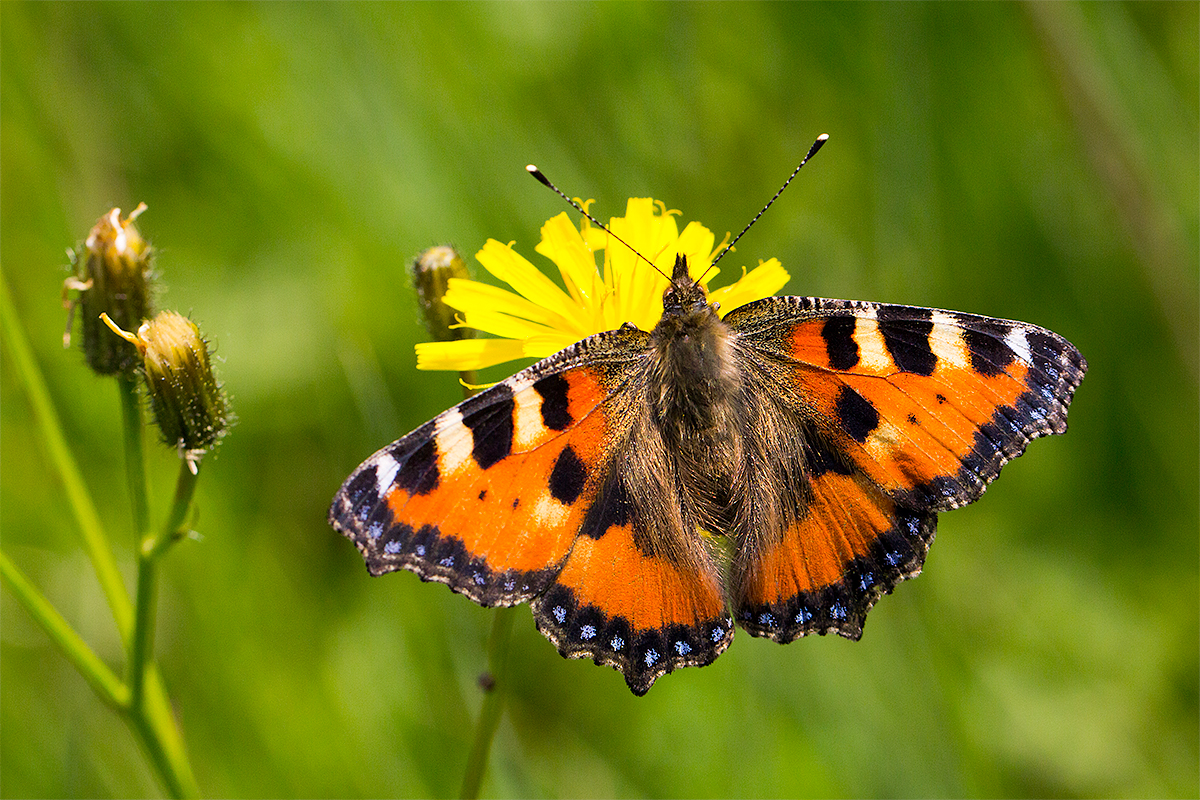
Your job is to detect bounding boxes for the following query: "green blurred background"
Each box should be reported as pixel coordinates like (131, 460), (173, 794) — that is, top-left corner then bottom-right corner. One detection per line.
(2, 3), (1196, 797)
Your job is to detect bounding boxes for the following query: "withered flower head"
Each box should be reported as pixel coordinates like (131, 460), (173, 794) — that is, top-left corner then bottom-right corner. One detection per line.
(65, 204), (153, 375)
(103, 311), (230, 472)
(410, 245), (476, 343)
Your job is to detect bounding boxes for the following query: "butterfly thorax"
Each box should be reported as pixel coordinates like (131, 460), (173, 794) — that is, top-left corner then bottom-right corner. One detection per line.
(646, 255), (745, 531)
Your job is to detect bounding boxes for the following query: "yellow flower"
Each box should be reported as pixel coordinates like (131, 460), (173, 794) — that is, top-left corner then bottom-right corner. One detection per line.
(415, 198), (789, 372)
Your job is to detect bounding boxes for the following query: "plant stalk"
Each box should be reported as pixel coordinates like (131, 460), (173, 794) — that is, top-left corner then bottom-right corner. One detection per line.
(460, 605), (517, 800)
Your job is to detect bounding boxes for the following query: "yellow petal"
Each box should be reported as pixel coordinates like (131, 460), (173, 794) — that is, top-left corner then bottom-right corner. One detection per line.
(443, 278), (576, 333)
(415, 338), (527, 371)
(708, 258), (790, 316)
(675, 220), (717, 280)
(606, 198), (678, 330)
(457, 308), (562, 341)
(534, 213), (600, 307)
(475, 240), (582, 328)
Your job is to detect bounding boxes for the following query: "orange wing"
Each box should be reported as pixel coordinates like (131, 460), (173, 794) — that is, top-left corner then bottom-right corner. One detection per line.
(532, 464), (733, 695)
(330, 326), (733, 694)
(724, 297), (1086, 641)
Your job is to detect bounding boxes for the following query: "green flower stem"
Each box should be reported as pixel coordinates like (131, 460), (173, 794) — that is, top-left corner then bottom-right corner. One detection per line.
(118, 369), (201, 798)
(130, 459), (200, 707)
(460, 605), (517, 800)
(118, 373), (151, 541)
(118, 371), (154, 708)
(139, 665), (199, 799)
(121, 462), (201, 800)
(0, 270), (133, 641)
(0, 550), (129, 709)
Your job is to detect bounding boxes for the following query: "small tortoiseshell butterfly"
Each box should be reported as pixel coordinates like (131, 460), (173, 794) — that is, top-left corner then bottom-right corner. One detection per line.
(330, 140), (1086, 695)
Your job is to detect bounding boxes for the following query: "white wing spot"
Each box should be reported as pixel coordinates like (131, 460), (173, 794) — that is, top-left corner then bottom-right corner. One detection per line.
(435, 408), (473, 475)
(1006, 327), (1032, 365)
(374, 453), (401, 498)
(929, 310), (969, 368)
(511, 376), (548, 450)
(854, 309), (893, 373)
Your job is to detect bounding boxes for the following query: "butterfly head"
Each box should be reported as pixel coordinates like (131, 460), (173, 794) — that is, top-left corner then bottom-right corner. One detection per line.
(661, 253), (713, 319)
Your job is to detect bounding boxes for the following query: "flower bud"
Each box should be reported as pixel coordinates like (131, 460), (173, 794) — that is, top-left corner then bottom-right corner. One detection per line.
(411, 246), (475, 343)
(103, 311), (230, 472)
(65, 204), (153, 375)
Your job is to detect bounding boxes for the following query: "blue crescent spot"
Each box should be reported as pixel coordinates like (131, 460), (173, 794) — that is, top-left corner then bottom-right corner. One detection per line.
(831, 602), (847, 620)
(367, 521), (383, 539)
(710, 626), (724, 642)
(415, 544), (426, 556)
(552, 605), (566, 623)
(610, 636), (624, 651)
(674, 641), (691, 655)
(759, 612), (776, 627)
(384, 541), (401, 554)
(644, 649), (659, 667)
(580, 624), (596, 640)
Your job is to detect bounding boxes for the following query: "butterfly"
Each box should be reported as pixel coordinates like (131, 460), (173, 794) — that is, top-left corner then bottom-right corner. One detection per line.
(329, 157), (1086, 696)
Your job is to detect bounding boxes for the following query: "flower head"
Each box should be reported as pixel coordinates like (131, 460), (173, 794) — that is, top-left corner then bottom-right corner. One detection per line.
(102, 311), (230, 473)
(411, 245), (475, 343)
(64, 204), (153, 375)
(415, 198), (788, 372)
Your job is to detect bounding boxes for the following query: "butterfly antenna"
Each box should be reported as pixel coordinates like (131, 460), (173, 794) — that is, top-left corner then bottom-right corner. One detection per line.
(704, 133), (829, 278)
(526, 165), (670, 281)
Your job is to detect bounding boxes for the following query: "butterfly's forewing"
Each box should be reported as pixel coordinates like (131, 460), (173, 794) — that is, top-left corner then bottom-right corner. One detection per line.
(723, 297), (1086, 641)
(330, 331), (636, 606)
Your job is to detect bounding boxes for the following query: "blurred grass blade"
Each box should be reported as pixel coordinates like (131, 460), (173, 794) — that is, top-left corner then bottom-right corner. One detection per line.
(0, 267), (133, 641)
(0, 549), (129, 710)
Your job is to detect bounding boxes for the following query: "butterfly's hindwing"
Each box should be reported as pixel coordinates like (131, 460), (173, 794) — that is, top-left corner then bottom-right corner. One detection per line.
(532, 462), (734, 696)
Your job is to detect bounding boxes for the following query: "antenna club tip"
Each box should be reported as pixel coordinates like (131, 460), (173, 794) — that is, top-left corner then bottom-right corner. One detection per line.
(526, 165), (553, 187)
(817, 133), (829, 142)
